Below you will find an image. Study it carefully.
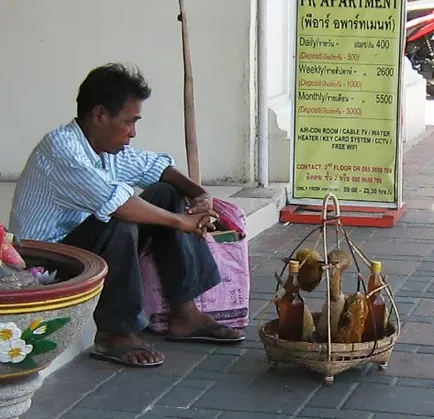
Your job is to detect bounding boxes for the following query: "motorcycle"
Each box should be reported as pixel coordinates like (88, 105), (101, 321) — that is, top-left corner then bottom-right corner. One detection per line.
(406, 1), (434, 96)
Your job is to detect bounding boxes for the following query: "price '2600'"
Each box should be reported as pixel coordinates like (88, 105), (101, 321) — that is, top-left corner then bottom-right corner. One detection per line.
(377, 67), (395, 77)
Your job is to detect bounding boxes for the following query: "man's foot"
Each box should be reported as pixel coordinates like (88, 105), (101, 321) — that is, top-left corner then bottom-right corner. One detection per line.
(91, 332), (165, 367)
(168, 301), (245, 343)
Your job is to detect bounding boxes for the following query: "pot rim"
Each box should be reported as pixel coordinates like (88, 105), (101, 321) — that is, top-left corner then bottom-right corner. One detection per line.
(0, 240), (107, 305)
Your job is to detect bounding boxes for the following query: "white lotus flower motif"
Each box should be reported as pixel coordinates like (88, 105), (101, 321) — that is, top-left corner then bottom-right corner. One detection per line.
(0, 339), (33, 364)
(0, 322), (22, 344)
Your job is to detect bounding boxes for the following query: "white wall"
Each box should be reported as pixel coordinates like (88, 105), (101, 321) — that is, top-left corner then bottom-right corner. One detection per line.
(266, 0), (294, 182)
(0, 0), (255, 183)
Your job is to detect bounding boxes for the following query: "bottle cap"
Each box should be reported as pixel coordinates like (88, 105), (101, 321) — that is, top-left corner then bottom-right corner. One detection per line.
(289, 260), (300, 273)
(371, 261), (382, 274)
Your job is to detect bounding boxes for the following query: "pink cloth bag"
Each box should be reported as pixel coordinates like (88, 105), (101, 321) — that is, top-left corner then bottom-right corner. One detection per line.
(139, 198), (250, 334)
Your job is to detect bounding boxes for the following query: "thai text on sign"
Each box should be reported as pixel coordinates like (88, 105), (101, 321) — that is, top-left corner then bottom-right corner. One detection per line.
(292, 0), (404, 203)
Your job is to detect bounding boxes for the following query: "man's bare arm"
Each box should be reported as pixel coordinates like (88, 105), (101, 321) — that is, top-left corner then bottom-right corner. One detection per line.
(160, 167), (208, 200)
(112, 196), (217, 237)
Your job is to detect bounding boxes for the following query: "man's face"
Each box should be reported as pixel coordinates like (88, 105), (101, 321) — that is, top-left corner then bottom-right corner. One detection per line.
(91, 98), (143, 154)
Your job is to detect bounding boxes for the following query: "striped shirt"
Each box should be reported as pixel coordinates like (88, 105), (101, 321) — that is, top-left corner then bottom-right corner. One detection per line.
(9, 119), (175, 243)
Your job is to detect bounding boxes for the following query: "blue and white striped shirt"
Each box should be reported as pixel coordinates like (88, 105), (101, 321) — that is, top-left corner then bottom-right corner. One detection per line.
(9, 119), (175, 243)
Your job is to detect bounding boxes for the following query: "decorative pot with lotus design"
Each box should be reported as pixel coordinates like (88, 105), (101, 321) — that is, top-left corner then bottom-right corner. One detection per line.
(0, 240), (107, 382)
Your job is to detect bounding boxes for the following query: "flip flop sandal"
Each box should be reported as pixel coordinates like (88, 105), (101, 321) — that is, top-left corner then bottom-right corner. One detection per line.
(90, 345), (164, 368)
(166, 324), (246, 344)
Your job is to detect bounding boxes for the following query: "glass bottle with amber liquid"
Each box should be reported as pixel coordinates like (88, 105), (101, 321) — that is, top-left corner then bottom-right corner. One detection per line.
(278, 260), (304, 342)
(362, 261), (386, 342)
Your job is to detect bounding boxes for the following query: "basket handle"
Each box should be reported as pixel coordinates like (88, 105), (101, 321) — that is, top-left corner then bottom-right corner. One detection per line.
(322, 193), (341, 221)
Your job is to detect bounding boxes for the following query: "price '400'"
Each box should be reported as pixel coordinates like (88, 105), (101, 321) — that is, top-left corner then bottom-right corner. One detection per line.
(376, 40), (390, 49)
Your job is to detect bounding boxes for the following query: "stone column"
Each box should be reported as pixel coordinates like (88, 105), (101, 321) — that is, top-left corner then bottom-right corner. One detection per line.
(0, 374), (43, 419)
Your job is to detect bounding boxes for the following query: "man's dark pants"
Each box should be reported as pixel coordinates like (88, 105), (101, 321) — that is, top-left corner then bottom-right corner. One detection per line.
(61, 182), (221, 333)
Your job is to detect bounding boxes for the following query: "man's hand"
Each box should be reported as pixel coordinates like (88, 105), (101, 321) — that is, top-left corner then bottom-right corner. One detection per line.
(188, 193), (213, 214)
(159, 167), (216, 236)
(177, 210), (218, 239)
(187, 193), (214, 237)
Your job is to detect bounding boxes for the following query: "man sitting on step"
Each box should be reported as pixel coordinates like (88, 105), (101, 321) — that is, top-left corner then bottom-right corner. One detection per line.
(9, 63), (245, 368)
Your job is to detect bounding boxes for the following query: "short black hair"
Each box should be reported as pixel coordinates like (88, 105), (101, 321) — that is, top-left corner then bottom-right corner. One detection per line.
(76, 63), (151, 118)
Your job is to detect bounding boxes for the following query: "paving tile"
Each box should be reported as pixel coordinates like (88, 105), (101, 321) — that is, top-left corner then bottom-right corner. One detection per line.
(413, 299), (434, 316)
(187, 370), (252, 382)
(60, 408), (135, 419)
(36, 354), (122, 395)
(376, 260), (421, 276)
(251, 275), (279, 294)
(393, 343), (418, 353)
(243, 325), (263, 342)
(177, 378), (215, 389)
(395, 301), (418, 316)
(400, 280), (430, 292)
(416, 261), (434, 271)
(345, 383), (434, 415)
(227, 350), (268, 374)
(75, 374), (176, 413)
(299, 407), (372, 419)
(236, 340), (264, 350)
(22, 391), (85, 419)
(194, 354), (239, 372)
(406, 274), (433, 283)
(140, 406), (221, 418)
(400, 211), (434, 224)
(347, 227), (378, 241)
(213, 346), (248, 356)
(249, 256), (268, 270)
(407, 315), (434, 324)
(250, 257), (286, 277)
(193, 375), (319, 414)
(158, 386), (209, 408)
(417, 346), (434, 354)
(374, 226), (434, 240)
(368, 352), (434, 380)
(220, 413), (290, 419)
(307, 382), (359, 408)
(250, 298), (269, 318)
(373, 414), (433, 419)
(367, 241), (434, 257)
(400, 322), (434, 345)
(397, 378), (434, 388)
(249, 231), (294, 253)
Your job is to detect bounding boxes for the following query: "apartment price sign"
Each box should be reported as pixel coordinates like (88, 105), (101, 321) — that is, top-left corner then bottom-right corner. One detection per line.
(291, 0), (405, 205)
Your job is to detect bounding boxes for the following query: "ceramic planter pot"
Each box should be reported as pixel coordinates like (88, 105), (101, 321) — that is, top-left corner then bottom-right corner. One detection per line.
(0, 240), (107, 418)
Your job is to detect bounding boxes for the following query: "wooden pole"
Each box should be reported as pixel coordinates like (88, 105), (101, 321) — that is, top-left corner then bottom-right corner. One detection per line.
(178, 0), (201, 185)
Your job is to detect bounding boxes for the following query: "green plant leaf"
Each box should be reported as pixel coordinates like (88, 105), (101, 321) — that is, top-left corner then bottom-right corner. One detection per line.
(30, 317), (71, 341)
(12, 357), (39, 370)
(21, 328), (33, 341)
(31, 339), (57, 356)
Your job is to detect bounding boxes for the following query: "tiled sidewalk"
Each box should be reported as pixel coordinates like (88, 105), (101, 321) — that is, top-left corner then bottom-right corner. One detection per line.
(23, 134), (434, 419)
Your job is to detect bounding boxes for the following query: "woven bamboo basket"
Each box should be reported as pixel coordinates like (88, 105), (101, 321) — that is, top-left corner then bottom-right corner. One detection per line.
(258, 193), (401, 385)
